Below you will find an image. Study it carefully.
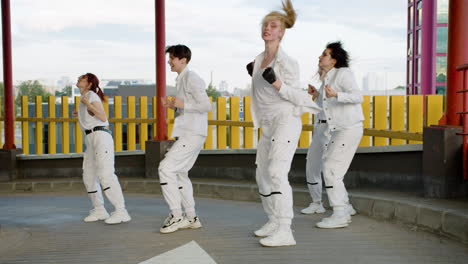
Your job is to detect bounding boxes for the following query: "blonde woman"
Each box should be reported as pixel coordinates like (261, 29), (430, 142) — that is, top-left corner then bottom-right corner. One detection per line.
(246, 0), (320, 247)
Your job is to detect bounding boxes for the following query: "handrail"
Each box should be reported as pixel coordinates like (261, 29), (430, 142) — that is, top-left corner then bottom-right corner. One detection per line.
(0, 94), (444, 153)
(455, 64), (468, 71)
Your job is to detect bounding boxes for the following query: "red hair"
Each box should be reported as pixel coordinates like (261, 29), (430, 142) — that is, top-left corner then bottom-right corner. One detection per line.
(80, 73), (105, 101)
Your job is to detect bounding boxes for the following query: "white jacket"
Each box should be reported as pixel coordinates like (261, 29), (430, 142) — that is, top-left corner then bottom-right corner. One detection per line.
(171, 67), (211, 137)
(251, 48), (321, 128)
(316, 67), (364, 131)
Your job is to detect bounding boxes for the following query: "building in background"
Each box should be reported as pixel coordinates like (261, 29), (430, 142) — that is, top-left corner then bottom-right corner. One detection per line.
(407, 0), (448, 95)
(363, 72), (405, 91)
(218, 80), (228, 92)
(71, 79), (151, 98)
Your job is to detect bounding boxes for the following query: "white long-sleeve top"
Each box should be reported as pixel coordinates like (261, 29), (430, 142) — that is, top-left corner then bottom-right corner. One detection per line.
(316, 67), (364, 131)
(171, 67), (211, 137)
(251, 48), (321, 128)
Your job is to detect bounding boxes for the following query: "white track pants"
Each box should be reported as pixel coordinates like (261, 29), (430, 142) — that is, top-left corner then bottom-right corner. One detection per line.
(255, 115), (302, 225)
(83, 131), (126, 210)
(158, 134), (205, 214)
(306, 124), (362, 208)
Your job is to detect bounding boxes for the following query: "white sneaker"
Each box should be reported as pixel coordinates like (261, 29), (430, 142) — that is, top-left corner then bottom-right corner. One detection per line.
(160, 214), (189, 234)
(254, 220), (278, 237)
(316, 213), (350, 229)
(181, 216), (202, 229)
(301, 202), (326, 215)
(259, 229), (296, 247)
(104, 209), (131, 224)
(347, 204), (357, 216)
(84, 208), (109, 222)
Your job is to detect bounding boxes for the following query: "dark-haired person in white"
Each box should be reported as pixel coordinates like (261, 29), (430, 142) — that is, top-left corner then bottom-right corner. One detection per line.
(73, 73), (131, 225)
(302, 42), (363, 229)
(158, 45), (211, 234)
(246, 0), (321, 247)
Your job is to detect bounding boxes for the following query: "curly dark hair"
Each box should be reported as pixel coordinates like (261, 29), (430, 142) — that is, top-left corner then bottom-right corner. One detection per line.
(326, 41), (349, 68)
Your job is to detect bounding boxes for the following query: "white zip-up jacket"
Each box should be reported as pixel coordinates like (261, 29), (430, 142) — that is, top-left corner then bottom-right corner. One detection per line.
(171, 67), (211, 137)
(316, 67), (364, 131)
(251, 48), (321, 129)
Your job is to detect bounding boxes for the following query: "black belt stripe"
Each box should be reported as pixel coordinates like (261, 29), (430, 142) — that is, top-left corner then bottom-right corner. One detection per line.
(259, 191), (282, 197)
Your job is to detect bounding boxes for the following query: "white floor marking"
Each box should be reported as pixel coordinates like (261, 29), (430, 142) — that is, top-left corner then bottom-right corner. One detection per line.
(138, 241), (217, 264)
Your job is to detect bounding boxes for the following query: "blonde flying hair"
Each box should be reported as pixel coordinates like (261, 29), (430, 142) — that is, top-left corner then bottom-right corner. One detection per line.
(262, 0), (297, 31)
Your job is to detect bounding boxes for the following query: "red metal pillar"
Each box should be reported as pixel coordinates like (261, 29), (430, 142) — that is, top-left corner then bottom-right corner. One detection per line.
(2, 0), (16, 149)
(155, 0), (167, 140)
(456, 64), (468, 179)
(446, 0), (468, 126)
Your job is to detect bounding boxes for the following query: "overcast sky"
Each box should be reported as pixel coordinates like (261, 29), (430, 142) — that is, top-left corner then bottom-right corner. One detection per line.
(1, 0), (407, 91)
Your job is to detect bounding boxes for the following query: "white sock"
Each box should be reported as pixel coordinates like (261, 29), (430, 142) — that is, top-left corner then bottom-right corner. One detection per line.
(171, 209), (183, 218)
(185, 210), (196, 219)
(277, 223), (291, 232)
(333, 206), (347, 217)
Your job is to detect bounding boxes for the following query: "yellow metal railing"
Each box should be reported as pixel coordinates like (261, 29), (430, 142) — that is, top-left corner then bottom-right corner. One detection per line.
(0, 95), (445, 154)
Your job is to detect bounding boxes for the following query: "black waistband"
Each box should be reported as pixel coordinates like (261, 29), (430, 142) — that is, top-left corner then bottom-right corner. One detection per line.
(318, 120), (327, 124)
(85, 126), (111, 135)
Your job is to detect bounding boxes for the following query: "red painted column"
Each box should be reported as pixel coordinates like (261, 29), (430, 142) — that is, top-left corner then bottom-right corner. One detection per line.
(446, 0), (468, 125)
(155, 0), (167, 140)
(2, 0), (16, 149)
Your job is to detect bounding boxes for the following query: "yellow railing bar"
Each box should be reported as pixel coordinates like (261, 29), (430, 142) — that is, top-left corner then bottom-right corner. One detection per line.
(35, 96), (43, 154)
(204, 97), (213, 149)
(48, 96), (56, 154)
(114, 96), (122, 151)
(217, 97), (227, 149)
(74, 96), (83, 153)
(61, 96), (69, 154)
(127, 96), (136, 150)
(21, 96), (29, 154)
(230, 97), (240, 149)
(139, 96), (148, 150)
(243, 96), (253, 149)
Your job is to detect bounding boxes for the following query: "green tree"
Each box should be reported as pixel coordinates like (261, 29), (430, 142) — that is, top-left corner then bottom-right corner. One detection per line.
(393, 85), (406, 90)
(63, 85), (72, 97)
(55, 85), (72, 97)
(206, 83), (220, 102)
(15, 80), (52, 106)
(436, 73), (446, 83)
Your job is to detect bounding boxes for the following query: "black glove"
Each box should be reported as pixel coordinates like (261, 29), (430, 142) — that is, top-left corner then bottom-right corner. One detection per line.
(262, 67), (277, 84)
(246, 62), (254, 77)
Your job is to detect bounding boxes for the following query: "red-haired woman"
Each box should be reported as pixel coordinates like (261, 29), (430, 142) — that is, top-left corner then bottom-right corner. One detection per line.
(72, 73), (131, 224)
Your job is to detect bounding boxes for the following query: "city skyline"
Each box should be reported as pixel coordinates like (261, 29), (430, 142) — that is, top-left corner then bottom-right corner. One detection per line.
(1, 0), (406, 92)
